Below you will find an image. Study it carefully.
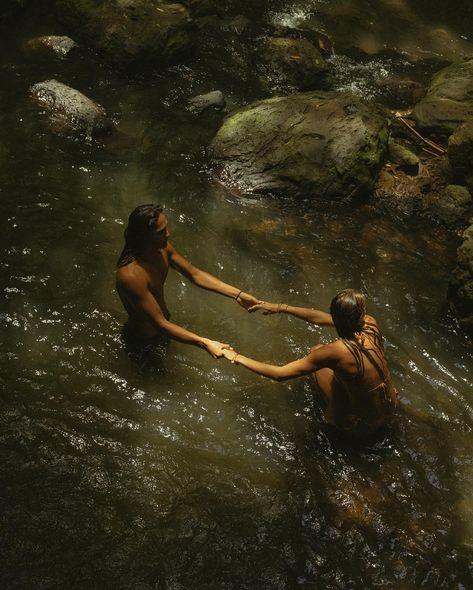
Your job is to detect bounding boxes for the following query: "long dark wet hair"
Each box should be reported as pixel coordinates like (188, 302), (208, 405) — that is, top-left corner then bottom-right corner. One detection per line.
(117, 203), (163, 268)
(330, 288), (366, 339)
(331, 289), (388, 380)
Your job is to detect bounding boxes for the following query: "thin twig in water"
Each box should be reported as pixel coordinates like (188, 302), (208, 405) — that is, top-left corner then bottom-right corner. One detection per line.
(395, 113), (446, 154)
(422, 147), (442, 158)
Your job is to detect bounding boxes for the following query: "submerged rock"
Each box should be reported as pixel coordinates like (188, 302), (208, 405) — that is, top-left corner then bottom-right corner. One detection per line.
(423, 185), (472, 226)
(373, 156), (448, 217)
(188, 90), (225, 113)
(211, 91), (389, 200)
(259, 36), (332, 91)
(29, 79), (111, 138)
(413, 58), (473, 134)
(449, 224), (473, 334)
(270, 24), (334, 59)
(376, 79), (424, 110)
(25, 35), (78, 58)
(54, 0), (193, 69)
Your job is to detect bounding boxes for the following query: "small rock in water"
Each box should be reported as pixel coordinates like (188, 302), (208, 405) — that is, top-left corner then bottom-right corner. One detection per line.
(29, 79), (111, 139)
(259, 36), (332, 91)
(188, 90), (226, 113)
(26, 35), (78, 58)
(388, 140), (420, 175)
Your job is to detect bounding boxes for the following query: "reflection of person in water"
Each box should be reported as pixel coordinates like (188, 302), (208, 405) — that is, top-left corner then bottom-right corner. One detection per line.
(116, 204), (259, 358)
(223, 289), (398, 437)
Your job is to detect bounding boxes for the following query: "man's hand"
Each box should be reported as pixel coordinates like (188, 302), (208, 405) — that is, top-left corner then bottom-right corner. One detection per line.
(202, 338), (232, 358)
(248, 301), (279, 315)
(236, 291), (260, 311)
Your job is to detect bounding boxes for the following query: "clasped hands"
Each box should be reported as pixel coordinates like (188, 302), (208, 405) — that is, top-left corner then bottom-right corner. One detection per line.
(236, 293), (282, 315)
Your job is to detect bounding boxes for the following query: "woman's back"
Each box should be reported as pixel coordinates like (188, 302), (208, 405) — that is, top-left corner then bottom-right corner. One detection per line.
(322, 317), (398, 436)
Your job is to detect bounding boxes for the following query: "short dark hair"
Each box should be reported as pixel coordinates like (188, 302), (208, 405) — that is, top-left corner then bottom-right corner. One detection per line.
(117, 203), (163, 267)
(330, 289), (366, 338)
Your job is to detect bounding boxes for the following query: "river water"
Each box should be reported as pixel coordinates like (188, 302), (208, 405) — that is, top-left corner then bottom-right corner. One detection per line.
(1, 2), (473, 589)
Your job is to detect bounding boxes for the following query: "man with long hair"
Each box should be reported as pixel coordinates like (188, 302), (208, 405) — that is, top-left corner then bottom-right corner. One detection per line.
(116, 204), (259, 358)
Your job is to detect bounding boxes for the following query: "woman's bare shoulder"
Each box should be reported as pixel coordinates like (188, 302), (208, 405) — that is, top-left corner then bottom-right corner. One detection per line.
(364, 314), (380, 328)
(310, 339), (346, 358)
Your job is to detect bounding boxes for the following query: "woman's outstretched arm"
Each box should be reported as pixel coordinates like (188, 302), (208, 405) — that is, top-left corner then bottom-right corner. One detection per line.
(222, 343), (338, 382)
(248, 301), (334, 327)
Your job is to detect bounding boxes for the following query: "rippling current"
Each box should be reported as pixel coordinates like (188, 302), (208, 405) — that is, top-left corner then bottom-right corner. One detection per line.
(1, 1), (473, 589)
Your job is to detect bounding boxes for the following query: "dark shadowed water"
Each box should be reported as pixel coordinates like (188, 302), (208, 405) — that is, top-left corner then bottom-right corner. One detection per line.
(1, 2), (473, 589)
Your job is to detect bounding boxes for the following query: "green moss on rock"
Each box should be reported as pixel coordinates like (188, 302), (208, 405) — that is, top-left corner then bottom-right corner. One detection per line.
(211, 91), (389, 200)
(413, 58), (473, 134)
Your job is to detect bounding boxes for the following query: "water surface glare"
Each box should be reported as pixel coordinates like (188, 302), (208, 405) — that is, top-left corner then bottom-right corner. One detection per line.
(1, 2), (473, 589)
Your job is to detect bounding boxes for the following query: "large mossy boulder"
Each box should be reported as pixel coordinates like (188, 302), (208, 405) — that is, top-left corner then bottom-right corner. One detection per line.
(211, 91), (389, 199)
(413, 58), (473, 134)
(29, 79), (111, 138)
(449, 224), (473, 335)
(54, 0), (193, 69)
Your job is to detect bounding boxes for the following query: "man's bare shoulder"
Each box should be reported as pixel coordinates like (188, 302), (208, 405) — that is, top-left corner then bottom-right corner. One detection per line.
(116, 261), (148, 290)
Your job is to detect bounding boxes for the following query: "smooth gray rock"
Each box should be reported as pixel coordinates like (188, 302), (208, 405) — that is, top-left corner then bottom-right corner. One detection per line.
(26, 35), (78, 57)
(188, 90), (225, 113)
(211, 91), (389, 199)
(388, 140), (419, 174)
(29, 79), (111, 138)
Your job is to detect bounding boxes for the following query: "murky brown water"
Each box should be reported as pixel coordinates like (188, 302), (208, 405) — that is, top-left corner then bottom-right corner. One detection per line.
(1, 2), (473, 589)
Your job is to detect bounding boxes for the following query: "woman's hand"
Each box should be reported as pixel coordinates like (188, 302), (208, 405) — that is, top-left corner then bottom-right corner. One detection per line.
(202, 339), (232, 358)
(236, 291), (260, 311)
(248, 301), (280, 315)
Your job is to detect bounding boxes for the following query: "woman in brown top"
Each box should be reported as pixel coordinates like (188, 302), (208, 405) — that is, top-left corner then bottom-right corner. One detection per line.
(222, 289), (398, 437)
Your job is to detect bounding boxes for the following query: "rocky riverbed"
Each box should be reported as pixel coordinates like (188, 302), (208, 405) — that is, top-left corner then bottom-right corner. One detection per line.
(15, 0), (473, 333)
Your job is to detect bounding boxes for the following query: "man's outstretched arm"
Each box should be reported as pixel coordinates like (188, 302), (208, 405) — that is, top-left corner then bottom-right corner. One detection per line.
(167, 243), (259, 310)
(120, 272), (228, 358)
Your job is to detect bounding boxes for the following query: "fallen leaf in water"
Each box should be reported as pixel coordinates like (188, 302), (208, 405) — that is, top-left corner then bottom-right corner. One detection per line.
(289, 53), (302, 61)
